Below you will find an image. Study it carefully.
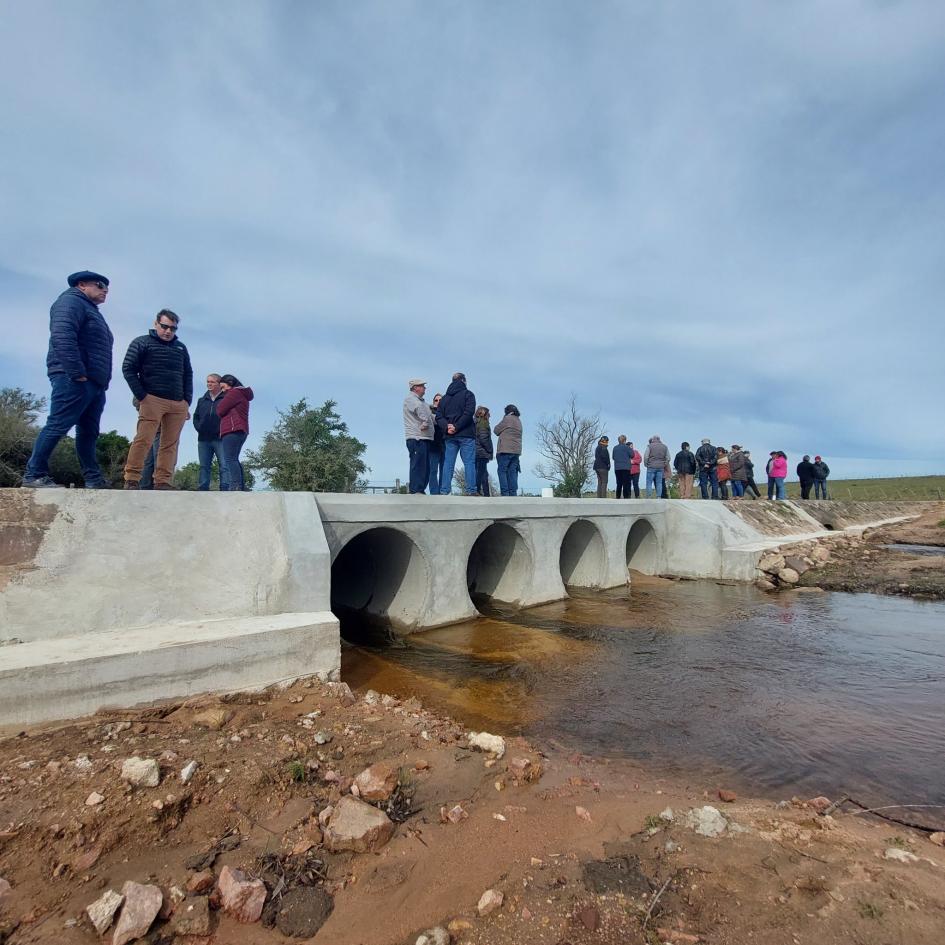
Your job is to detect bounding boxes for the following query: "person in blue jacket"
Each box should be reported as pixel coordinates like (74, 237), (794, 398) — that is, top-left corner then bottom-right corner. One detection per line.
(436, 372), (477, 495)
(22, 271), (114, 488)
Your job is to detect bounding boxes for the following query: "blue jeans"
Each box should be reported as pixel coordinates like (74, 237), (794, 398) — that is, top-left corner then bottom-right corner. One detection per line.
(497, 453), (520, 496)
(440, 437), (476, 494)
(428, 448), (444, 494)
(731, 480), (745, 498)
(198, 438), (227, 491)
(814, 480), (828, 499)
(406, 438), (430, 493)
(699, 468), (718, 499)
(26, 375), (107, 484)
(221, 432), (247, 491)
(645, 467), (664, 498)
(772, 477), (785, 500)
(140, 432), (161, 489)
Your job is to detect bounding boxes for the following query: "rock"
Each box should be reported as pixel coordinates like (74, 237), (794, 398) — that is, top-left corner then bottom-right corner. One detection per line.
(193, 708), (231, 731)
(718, 789), (737, 803)
(784, 556), (811, 575)
(659, 807), (674, 822)
(276, 886), (334, 938)
(120, 757), (160, 788)
(656, 928), (701, 944)
(684, 806), (728, 838)
(810, 545), (831, 563)
(575, 806), (592, 822)
(577, 905), (600, 931)
(313, 731), (333, 745)
(929, 832), (945, 847)
(415, 927), (450, 945)
(172, 896), (211, 936)
(180, 761), (198, 784)
(755, 578), (777, 591)
(323, 796), (395, 853)
(0, 876), (12, 908)
(74, 845), (103, 871)
(444, 804), (468, 824)
(325, 681), (356, 705)
(74, 755), (93, 772)
(85, 791), (105, 806)
(508, 757), (540, 782)
(477, 888), (504, 916)
(468, 731), (506, 759)
(186, 870), (215, 894)
(758, 553), (785, 574)
(354, 762), (398, 802)
(363, 689), (381, 705)
(884, 847), (918, 863)
(448, 918), (474, 933)
(217, 866), (267, 923)
(777, 567), (800, 585)
(112, 882), (163, 945)
(808, 796), (832, 813)
(318, 805), (334, 826)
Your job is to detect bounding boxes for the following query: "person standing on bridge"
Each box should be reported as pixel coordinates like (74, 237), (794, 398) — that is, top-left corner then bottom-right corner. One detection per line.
(768, 451), (788, 500)
(742, 450), (761, 499)
(594, 436), (610, 497)
(627, 441), (642, 497)
(612, 435), (633, 499)
(437, 372), (477, 495)
(729, 445), (748, 498)
(403, 379), (434, 494)
(673, 442), (697, 499)
(643, 435), (669, 498)
(493, 404), (522, 497)
(796, 454), (816, 500)
(427, 392), (445, 494)
(812, 455), (830, 499)
(696, 438), (718, 499)
(22, 271), (114, 489)
(216, 374), (253, 491)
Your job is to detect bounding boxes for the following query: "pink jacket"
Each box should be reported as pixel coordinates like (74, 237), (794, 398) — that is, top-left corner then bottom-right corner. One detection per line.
(769, 456), (787, 478)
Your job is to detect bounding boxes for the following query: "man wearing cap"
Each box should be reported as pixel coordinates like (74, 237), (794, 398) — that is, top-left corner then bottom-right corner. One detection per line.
(403, 379), (434, 494)
(695, 438), (719, 500)
(22, 271), (114, 488)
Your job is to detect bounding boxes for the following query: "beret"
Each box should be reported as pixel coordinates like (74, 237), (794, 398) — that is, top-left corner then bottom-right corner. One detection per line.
(67, 270), (109, 287)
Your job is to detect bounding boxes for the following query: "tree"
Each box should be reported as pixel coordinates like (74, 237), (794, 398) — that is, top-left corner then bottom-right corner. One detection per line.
(0, 388), (44, 486)
(452, 465), (499, 496)
(534, 395), (603, 497)
(96, 430), (131, 487)
(246, 399), (368, 492)
(173, 460), (255, 491)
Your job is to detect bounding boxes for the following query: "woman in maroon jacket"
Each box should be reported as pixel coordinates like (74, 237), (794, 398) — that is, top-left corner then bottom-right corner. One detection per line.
(216, 374), (254, 491)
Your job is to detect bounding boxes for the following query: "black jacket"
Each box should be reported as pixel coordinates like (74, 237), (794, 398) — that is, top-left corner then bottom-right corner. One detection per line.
(45, 288), (114, 389)
(193, 390), (224, 441)
(797, 460), (816, 482)
(812, 461), (830, 480)
(475, 418), (494, 460)
(674, 449), (697, 474)
(429, 406), (445, 452)
(122, 330), (194, 404)
(436, 379), (476, 439)
(594, 444), (611, 471)
(744, 458), (755, 479)
(695, 443), (717, 469)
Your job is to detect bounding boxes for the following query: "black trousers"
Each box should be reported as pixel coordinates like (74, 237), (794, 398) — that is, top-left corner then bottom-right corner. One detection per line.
(744, 477), (761, 499)
(615, 469), (632, 498)
(629, 472), (640, 497)
(800, 479), (813, 499)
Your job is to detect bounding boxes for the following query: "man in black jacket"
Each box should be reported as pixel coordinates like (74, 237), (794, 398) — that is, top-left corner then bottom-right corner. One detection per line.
(797, 455), (816, 500)
(122, 310), (193, 490)
(674, 442), (697, 499)
(23, 271), (114, 488)
(436, 372), (477, 495)
(193, 373), (227, 491)
(695, 438), (719, 499)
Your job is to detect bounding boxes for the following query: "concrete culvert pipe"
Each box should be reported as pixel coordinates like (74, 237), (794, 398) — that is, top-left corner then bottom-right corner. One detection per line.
(626, 518), (659, 575)
(330, 527), (429, 639)
(466, 522), (531, 607)
(559, 519), (605, 589)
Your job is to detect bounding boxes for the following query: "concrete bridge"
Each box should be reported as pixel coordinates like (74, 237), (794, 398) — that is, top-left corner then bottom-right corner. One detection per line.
(0, 490), (913, 726)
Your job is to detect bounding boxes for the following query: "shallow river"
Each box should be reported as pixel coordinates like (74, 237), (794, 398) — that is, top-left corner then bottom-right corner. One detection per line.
(342, 578), (945, 808)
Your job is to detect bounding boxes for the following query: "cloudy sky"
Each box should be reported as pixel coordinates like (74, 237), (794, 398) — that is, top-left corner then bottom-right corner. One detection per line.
(2, 0), (943, 488)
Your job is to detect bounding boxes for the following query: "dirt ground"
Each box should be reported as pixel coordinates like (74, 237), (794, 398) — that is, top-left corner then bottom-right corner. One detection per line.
(796, 502), (945, 598)
(1, 676), (943, 945)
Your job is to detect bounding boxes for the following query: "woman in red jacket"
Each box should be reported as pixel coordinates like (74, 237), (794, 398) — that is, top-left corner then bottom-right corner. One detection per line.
(216, 374), (254, 491)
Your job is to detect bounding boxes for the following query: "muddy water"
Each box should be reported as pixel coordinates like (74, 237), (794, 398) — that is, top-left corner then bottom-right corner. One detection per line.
(342, 577), (945, 807)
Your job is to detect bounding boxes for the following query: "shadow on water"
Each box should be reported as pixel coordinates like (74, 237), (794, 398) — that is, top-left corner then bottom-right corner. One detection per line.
(342, 576), (945, 813)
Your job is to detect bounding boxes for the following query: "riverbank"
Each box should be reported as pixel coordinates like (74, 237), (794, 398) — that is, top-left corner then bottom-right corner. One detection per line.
(1, 679), (942, 945)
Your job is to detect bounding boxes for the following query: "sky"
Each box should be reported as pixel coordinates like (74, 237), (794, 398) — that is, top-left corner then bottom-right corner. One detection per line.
(1, 0), (943, 489)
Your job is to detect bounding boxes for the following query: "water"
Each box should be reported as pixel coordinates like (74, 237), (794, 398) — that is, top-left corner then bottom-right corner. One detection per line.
(342, 577), (945, 811)
(883, 543), (945, 557)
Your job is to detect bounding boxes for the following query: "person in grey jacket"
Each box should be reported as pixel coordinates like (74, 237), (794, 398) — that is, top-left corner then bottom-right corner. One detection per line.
(403, 378), (434, 493)
(493, 404), (522, 496)
(643, 435), (670, 498)
(594, 436), (611, 497)
(612, 435), (633, 499)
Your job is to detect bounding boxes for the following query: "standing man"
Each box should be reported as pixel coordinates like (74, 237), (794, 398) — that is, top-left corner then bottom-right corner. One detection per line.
(193, 373), (228, 491)
(696, 438), (718, 499)
(22, 271), (114, 488)
(437, 372), (477, 495)
(812, 456), (830, 499)
(594, 436), (611, 497)
(674, 442), (697, 499)
(729, 444), (748, 498)
(796, 455), (816, 500)
(612, 435), (632, 499)
(122, 310), (193, 490)
(403, 379), (434, 494)
(643, 435), (669, 498)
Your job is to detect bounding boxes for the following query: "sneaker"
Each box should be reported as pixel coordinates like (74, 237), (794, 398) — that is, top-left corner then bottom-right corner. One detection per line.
(21, 476), (62, 489)
(124, 480), (140, 490)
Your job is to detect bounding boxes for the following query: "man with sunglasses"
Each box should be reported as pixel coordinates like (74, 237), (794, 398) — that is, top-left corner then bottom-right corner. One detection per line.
(122, 309), (193, 490)
(22, 271), (114, 488)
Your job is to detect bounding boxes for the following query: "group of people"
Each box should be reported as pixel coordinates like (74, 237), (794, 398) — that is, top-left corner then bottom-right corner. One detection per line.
(594, 437), (831, 500)
(21, 271), (253, 492)
(402, 373), (523, 496)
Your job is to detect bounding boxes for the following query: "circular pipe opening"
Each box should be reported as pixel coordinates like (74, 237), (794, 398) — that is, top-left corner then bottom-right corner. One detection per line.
(626, 519), (659, 575)
(331, 527), (428, 641)
(559, 519), (605, 589)
(466, 522), (531, 610)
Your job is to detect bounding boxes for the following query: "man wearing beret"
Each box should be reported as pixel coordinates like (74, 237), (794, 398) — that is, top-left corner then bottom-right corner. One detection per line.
(403, 378), (434, 494)
(22, 271), (114, 488)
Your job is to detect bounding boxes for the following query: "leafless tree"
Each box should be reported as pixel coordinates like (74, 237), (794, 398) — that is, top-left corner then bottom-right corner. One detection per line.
(452, 465), (500, 496)
(534, 395), (603, 497)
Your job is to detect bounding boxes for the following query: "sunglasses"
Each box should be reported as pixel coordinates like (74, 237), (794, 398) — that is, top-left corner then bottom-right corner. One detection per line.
(157, 322), (177, 331)
(93, 281), (108, 290)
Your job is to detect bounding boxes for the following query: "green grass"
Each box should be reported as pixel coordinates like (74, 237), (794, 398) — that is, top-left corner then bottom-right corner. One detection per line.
(782, 475), (945, 501)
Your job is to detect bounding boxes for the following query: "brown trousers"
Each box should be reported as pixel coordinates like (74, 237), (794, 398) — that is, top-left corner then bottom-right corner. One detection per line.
(678, 473), (694, 499)
(596, 469), (609, 498)
(124, 395), (189, 486)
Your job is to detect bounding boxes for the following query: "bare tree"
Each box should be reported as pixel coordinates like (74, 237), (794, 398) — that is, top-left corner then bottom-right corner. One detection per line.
(534, 395), (603, 497)
(452, 465), (500, 496)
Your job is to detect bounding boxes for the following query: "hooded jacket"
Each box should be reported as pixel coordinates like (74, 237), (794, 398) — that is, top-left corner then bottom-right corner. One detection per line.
(695, 442), (717, 470)
(729, 450), (748, 481)
(193, 390), (225, 441)
(797, 459), (816, 482)
(643, 437), (669, 469)
(122, 329), (194, 404)
(45, 287), (114, 389)
(436, 379), (476, 439)
(769, 455), (788, 478)
(216, 386), (254, 437)
(674, 449), (697, 475)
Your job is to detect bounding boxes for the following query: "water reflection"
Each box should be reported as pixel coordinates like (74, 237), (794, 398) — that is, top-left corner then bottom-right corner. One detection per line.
(342, 577), (945, 808)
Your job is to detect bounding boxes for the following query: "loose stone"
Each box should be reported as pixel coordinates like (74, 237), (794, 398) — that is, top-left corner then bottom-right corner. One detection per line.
(172, 896), (211, 936)
(685, 806), (728, 837)
(354, 762), (398, 802)
(478, 888), (504, 916)
(323, 796), (395, 853)
(112, 881), (163, 945)
(217, 865), (267, 923)
(120, 757), (160, 788)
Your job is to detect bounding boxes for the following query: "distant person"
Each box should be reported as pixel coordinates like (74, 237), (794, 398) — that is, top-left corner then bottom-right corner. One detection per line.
(122, 309), (193, 490)
(742, 450), (761, 499)
(474, 406), (494, 496)
(729, 445), (747, 498)
(627, 440), (642, 497)
(769, 451), (788, 500)
(765, 451), (778, 499)
(403, 378), (433, 494)
(796, 454), (816, 500)
(193, 373), (228, 491)
(812, 455), (830, 499)
(643, 435), (669, 498)
(662, 459), (671, 498)
(716, 447), (731, 499)
(594, 436), (610, 497)
(493, 404), (523, 497)
(613, 435), (633, 499)
(696, 438), (718, 499)
(437, 372), (477, 495)
(674, 442), (697, 499)
(216, 374), (253, 491)
(22, 271), (114, 489)
(428, 392), (445, 494)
